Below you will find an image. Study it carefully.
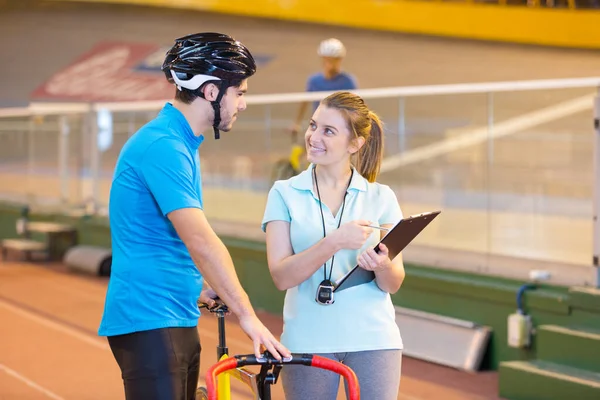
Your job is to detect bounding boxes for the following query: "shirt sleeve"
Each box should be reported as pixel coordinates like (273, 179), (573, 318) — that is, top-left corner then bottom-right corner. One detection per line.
(261, 184), (291, 232)
(139, 138), (202, 216)
(348, 74), (358, 90)
(306, 75), (316, 92)
(379, 185), (403, 225)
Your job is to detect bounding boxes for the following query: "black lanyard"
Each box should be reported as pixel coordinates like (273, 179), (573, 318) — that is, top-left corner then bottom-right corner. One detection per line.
(313, 166), (354, 282)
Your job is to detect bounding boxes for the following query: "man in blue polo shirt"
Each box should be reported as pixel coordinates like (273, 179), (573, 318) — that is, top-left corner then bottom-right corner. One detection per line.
(98, 33), (290, 400)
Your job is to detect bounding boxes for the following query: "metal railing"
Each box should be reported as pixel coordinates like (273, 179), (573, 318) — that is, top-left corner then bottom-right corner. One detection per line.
(1, 77), (599, 286)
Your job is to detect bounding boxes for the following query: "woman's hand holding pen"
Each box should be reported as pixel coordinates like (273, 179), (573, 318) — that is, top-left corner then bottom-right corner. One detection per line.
(357, 243), (392, 272)
(331, 220), (373, 250)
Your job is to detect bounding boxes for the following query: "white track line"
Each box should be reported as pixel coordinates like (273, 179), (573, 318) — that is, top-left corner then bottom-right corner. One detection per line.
(0, 299), (109, 350)
(380, 94), (594, 172)
(0, 363), (65, 400)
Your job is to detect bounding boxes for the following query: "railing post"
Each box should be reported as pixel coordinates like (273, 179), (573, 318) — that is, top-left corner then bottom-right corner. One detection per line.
(265, 104), (272, 185)
(96, 107), (113, 211)
(90, 106), (100, 214)
(398, 97), (406, 153)
(80, 105), (99, 214)
(58, 115), (70, 205)
(27, 115), (35, 204)
(487, 92), (495, 258)
(593, 87), (600, 287)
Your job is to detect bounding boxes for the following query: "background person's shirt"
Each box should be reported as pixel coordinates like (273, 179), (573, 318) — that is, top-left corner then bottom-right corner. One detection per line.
(306, 72), (358, 110)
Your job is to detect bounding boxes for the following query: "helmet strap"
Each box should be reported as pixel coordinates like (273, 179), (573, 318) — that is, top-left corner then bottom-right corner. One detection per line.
(211, 84), (227, 140)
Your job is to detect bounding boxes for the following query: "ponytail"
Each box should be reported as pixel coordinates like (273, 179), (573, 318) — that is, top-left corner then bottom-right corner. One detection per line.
(355, 112), (384, 183)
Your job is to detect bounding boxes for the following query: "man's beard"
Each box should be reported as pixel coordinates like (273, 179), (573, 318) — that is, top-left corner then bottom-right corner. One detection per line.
(217, 112), (236, 132)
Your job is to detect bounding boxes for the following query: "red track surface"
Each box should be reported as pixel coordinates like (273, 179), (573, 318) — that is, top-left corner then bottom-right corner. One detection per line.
(0, 260), (503, 400)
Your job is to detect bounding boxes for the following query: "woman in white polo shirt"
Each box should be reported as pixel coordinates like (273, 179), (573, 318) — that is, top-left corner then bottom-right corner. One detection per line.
(261, 91), (405, 400)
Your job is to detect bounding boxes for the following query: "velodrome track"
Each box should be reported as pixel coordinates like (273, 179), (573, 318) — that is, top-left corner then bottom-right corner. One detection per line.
(0, 260), (502, 400)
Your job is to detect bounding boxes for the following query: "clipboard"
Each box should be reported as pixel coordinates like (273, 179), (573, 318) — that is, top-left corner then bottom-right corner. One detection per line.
(333, 210), (441, 293)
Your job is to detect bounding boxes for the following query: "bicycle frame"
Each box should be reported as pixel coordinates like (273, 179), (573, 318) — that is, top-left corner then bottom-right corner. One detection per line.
(206, 353), (361, 400)
(198, 302), (260, 400)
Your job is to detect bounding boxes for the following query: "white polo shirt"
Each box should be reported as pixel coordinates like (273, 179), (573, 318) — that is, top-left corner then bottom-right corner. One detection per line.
(262, 164), (404, 353)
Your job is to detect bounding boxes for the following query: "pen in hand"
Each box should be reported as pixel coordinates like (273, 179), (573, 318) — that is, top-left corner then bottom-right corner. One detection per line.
(366, 225), (389, 232)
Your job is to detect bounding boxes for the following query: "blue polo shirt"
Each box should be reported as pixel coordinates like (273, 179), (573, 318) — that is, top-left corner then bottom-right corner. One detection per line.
(261, 164), (403, 353)
(307, 72), (357, 110)
(98, 103), (205, 337)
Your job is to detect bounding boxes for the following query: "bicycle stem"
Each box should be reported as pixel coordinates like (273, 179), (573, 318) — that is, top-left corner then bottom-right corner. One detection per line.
(217, 311), (228, 360)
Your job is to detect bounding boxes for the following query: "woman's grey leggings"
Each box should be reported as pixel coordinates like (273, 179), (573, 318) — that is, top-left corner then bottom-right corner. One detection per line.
(281, 349), (402, 400)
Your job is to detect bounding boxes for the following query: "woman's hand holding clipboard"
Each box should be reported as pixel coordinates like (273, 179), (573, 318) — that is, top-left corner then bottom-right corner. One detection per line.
(356, 243), (393, 272)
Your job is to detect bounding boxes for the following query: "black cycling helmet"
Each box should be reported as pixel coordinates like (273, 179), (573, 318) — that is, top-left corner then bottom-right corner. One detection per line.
(161, 32), (257, 139)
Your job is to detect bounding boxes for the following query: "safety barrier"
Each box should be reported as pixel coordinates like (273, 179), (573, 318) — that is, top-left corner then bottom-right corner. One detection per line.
(1, 77), (600, 288)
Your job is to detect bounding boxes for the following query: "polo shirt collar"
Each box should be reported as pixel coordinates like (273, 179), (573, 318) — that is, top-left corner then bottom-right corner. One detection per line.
(160, 102), (204, 149)
(290, 163), (367, 192)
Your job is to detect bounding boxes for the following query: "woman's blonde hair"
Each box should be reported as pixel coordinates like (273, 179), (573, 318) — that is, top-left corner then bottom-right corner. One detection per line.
(320, 91), (384, 182)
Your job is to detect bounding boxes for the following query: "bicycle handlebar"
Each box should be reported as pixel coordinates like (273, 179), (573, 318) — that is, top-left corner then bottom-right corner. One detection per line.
(205, 352), (360, 400)
(198, 301), (228, 314)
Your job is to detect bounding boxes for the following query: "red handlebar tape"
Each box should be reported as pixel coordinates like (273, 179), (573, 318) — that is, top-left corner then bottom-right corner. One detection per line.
(206, 357), (237, 400)
(311, 355), (360, 400)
